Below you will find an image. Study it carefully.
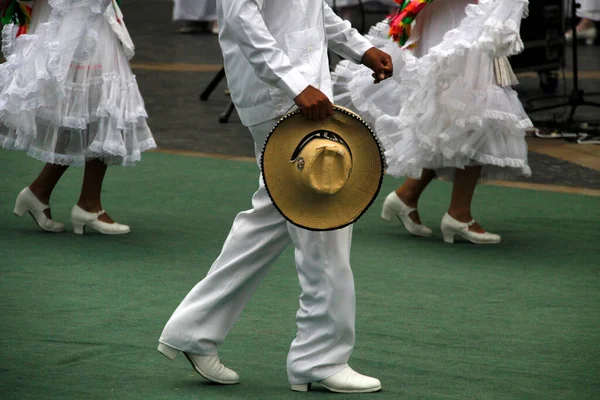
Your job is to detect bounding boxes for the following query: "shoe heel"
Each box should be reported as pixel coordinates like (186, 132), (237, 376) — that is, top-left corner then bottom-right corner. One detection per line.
(157, 343), (180, 360)
(291, 383), (311, 392)
(442, 230), (455, 244)
(381, 207), (394, 222)
(13, 200), (27, 217)
(72, 219), (85, 235)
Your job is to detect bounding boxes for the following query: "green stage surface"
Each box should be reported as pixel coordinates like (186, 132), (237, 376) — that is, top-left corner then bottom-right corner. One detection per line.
(1, 150), (599, 399)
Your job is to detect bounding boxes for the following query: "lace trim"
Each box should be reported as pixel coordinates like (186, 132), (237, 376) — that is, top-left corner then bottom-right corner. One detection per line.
(388, 163), (532, 184)
(0, 134), (156, 167)
(385, 145), (532, 182)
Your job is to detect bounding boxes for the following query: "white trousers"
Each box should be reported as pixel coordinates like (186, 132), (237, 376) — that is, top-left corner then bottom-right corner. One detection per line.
(159, 119), (356, 384)
(173, 0), (217, 22)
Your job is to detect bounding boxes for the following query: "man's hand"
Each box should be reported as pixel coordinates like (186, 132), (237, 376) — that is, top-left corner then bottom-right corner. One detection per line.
(361, 47), (393, 84)
(294, 85), (334, 121)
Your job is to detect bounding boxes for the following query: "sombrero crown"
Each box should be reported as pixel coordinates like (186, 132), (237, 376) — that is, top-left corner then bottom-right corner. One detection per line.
(261, 105), (385, 231)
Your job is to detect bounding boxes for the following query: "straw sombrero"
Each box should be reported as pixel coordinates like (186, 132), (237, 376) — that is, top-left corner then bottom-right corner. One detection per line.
(261, 105), (385, 231)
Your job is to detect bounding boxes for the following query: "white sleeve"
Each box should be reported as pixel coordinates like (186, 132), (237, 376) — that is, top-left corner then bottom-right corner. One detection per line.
(220, 0), (311, 100)
(323, 3), (374, 64)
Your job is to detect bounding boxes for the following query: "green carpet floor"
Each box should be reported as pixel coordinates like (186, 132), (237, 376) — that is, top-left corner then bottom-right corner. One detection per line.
(1, 150), (599, 399)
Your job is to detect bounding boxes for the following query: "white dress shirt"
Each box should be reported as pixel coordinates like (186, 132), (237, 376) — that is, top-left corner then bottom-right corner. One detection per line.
(217, 0), (373, 126)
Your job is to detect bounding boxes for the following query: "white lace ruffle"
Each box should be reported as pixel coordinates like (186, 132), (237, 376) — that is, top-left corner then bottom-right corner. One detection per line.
(332, 19), (408, 128)
(332, 0), (531, 182)
(0, 0), (154, 167)
(0, 1), (111, 109)
(1, 134), (156, 167)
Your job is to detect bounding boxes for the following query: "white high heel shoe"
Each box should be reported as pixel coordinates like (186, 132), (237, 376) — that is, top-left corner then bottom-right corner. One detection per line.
(291, 365), (381, 393)
(13, 187), (64, 232)
(71, 205), (130, 235)
(440, 213), (501, 244)
(157, 343), (239, 384)
(381, 191), (433, 237)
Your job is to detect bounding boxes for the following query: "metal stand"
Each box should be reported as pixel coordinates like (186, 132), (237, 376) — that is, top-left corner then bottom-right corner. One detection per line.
(526, 0), (600, 139)
(219, 101), (236, 123)
(199, 66), (236, 124)
(199, 67), (225, 101)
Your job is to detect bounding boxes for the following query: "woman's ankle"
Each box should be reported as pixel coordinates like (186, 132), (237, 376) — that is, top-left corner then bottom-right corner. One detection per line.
(447, 207), (473, 222)
(395, 188), (420, 208)
(28, 184), (52, 205)
(77, 200), (103, 213)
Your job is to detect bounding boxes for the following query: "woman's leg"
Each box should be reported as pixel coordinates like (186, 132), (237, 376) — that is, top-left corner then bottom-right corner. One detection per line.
(447, 166), (486, 233)
(77, 159), (114, 223)
(394, 168), (436, 224)
(29, 163), (69, 218)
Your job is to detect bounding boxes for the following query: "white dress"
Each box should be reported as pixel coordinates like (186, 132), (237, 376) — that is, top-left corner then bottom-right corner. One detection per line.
(332, 0), (532, 182)
(0, 0), (155, 166)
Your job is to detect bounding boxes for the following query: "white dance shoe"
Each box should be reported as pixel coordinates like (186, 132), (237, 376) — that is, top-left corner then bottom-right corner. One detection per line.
(13, 187), (64, 232)
(291, 366), (381, 394)
(381, 191), (433, 237)
(440, 213), (501, 244)
(565, 26), (597, 45)
(70, 205), (130, 235)
(157, 343), (239, 385)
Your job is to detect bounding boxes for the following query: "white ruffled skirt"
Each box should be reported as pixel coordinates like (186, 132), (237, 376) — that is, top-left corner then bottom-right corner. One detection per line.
(0, 0), (155, 166)
(332, 0), (532, 182)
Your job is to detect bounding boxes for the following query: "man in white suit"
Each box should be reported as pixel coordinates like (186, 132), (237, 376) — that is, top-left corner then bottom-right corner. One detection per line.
(158, 0), (393, 394)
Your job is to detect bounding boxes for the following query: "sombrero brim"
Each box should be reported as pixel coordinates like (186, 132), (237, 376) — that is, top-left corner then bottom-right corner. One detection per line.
(261, 105), (385, 231)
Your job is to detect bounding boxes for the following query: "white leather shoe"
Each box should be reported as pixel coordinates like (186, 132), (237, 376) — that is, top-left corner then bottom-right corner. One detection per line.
(381, 191), (433, 237)
(291, 366), (381, 394)
(13, 187), (64, 232)
(157, 343), (239, 385)
(565, 26), (597, 45)
(440, 213), (501, 244)
(71, 205), (130, 235)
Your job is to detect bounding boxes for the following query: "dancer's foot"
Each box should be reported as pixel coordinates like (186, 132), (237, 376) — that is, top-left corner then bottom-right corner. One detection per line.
(28, 185), (53, 219)
(441, 212), (501, 244)
(13, 187), (64, 232)
(447, 208), (485, 233)
(157, 343), (239, 385)
(381, 191), (433, 237)
(565, 19), (597, 45)
(76, 201), (115, 224)
(291, 365), (381, 393)
(396, 190), (422, 225)
(71, 205), (130, 235)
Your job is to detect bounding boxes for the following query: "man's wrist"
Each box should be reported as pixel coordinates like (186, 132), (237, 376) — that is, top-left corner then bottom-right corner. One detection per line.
(279, 69), (311, 100)
(360, 46), (376, 65)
